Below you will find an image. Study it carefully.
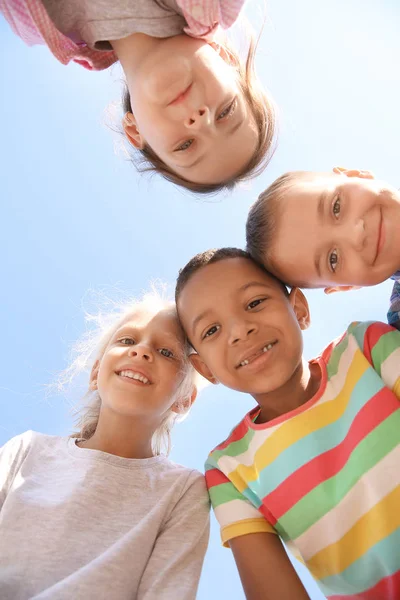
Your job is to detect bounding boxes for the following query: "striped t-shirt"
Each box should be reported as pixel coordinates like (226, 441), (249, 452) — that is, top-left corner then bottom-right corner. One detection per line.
(205, 321), (400, 599)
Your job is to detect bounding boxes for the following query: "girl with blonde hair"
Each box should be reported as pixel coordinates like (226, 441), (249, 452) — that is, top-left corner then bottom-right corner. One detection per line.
(0, 290), (210, 599)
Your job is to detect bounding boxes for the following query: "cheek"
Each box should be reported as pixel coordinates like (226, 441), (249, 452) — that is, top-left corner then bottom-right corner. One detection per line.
(137, 113), (176, 155)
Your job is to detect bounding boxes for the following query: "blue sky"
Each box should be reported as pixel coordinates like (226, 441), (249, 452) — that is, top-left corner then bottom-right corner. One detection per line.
(1, 1), (399, 598)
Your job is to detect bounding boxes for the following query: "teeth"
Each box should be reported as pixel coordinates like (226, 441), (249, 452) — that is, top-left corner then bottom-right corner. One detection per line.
(263, 344), (274, 352)
(240, 343), (275, 367)
(119, 370), (150, 385)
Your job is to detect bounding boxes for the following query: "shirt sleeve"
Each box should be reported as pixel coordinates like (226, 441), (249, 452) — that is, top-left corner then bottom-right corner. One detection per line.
(205, 457), (276, 547)
(0, 431), (32, 511)
(176, 0), (246, 39)
(387, 280), (400, 331)
(136, 470), (210, 600)
(352, 321), (400, 399)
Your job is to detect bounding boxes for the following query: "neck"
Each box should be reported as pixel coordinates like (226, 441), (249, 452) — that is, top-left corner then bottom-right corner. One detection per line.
(110, 33), (160, 90)
(78, 406), (156, 459)
(254, 359), (322, 424)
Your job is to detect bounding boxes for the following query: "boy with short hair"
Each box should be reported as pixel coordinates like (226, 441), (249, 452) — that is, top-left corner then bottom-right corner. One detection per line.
(245, 167), (400, 328)
(175, 248), (400, 600)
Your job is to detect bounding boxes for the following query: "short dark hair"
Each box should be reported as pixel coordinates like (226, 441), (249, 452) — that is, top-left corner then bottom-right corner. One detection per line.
(175, 247), (288, 303)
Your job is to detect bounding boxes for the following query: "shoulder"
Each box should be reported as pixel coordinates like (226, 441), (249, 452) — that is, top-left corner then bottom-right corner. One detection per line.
(1, 429), (37, 454)
(321, 321), (399, 373)
(0, 430), (46, 470)
(163, 461), (208, 498)
(205, 412), (251, 470)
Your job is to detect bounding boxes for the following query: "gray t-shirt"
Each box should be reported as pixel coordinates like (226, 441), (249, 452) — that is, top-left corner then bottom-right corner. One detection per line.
(41, 0), (187, 50)
(0, 431), (210, 600)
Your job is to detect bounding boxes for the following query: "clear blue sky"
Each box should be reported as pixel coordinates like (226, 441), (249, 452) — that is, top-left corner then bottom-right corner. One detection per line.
(1, 1), (399, 598)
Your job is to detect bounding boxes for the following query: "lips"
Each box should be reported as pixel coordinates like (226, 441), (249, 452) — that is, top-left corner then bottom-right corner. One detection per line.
(236, 341), (278, 369)
(373, 209), (385, 264)
(116, 366), (152, 385)
(168, 83), (192, 106)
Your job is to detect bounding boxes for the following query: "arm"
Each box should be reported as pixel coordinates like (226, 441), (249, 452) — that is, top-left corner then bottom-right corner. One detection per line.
(387, 280), (400, 331)
(137, 471), (210, 600)
(230, 533), (310, 600)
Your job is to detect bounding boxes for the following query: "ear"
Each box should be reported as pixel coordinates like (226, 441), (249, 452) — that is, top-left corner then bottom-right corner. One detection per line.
(332, 167), (374, 180)
(189, 353), (219, 385)
(209, 42), (238, 67)
(123, 112), (145, 149)
(324, 285), (362, 295)
(171, 386), (197, 415)
(288, 288), (311, 330)
(89, 360), (100, 391)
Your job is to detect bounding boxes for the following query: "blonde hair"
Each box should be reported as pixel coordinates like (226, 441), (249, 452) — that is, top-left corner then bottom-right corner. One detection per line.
(121, 36), (277, 195)
(56, 289), (200, 455)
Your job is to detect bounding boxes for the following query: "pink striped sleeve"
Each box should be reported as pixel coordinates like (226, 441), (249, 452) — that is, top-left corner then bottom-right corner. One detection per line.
(176, 0), (246, 40)
(0, 0), (117, 70)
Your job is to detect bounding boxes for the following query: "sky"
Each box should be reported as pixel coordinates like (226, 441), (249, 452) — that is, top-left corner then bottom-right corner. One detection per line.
(1, 1), (399, 598)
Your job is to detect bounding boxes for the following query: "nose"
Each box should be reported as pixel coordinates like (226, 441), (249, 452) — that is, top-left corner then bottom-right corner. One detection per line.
(348, 218), (366, 251)
(184, 106), (212, 130)
(128, 343), (153, 362)
(228, 319), (257, 346)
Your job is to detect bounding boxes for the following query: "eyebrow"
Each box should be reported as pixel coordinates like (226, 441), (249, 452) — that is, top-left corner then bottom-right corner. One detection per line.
(314, 252), (322, 278)
(239, 281), (272, 292)
(178, 119), (244, 171)
(317, 191), (326, 223)
(313, 192), (329, 278)
(114, 326), (180, 344)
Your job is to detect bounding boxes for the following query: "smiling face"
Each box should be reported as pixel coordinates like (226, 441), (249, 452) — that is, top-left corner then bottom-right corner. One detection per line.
(94, 307), (187, 422)
(177, 257), (308, 396)
(125, 36), (258, 184)
(268, 172), (400, 288)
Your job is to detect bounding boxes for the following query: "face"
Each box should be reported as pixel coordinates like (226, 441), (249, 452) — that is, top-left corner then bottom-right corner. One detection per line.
(126, 36), (258, 184)
(94, 308), (187, 423)
(269, 171), (400, 289)
(177, 258), (309, 396)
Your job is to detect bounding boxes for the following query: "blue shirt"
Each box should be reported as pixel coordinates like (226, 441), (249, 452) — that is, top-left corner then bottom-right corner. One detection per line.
(388, 271), (400, 329)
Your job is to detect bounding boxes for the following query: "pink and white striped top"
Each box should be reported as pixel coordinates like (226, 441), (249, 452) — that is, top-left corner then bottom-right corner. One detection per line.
(0, 0), (246, 71)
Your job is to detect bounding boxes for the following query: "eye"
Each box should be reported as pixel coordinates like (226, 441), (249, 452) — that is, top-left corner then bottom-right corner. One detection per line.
(174, 139), (194, 152)
(247, 298), (266, 310)
(332, 195), (341, 219)
(158, 348), (174, 358)
(120, 337), (135, 345)
(203, 324), (220, 339)
(329, 249), (339, 272)
(217, 99), (236, 121)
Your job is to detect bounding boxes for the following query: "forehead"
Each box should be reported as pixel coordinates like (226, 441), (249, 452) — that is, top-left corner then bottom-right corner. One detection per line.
(282, 175), (337, 206)
(116, 307), (182, 339)
(179, 258), (279, 315)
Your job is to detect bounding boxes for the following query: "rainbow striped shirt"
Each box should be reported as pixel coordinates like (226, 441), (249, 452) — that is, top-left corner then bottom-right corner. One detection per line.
(205, 321), (400, 599)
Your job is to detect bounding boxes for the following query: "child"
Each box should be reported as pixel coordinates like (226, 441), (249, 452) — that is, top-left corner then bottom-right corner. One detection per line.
(175, 247), (400, 600)
(246, 167), (400, 329)
(0, 0), (276, 194)
(0, 291), (210, 599)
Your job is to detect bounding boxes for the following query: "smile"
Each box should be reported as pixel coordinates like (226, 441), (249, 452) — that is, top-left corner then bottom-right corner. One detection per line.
(373, 209), (385, 264)
(116, 370), (152, 385)
(236, 341), (278, 368)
